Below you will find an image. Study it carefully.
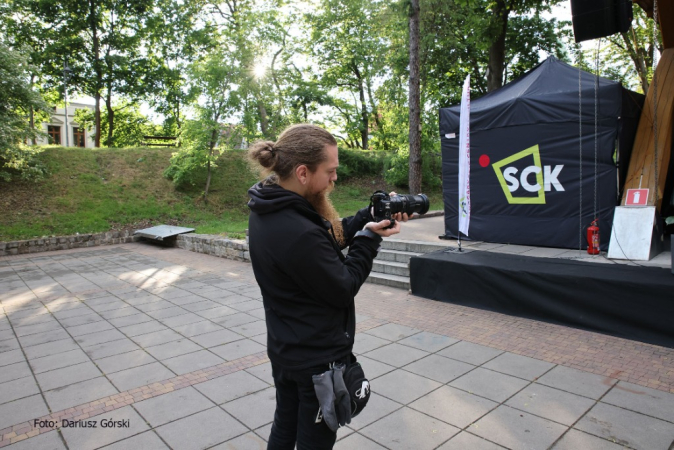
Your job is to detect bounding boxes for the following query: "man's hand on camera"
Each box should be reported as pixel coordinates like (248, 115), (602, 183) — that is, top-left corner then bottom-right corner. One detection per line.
(364, 219), (401, 237)
(383, 193), (410, 223)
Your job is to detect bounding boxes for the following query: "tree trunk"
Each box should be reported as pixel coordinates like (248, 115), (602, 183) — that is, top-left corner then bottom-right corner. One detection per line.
(90, 0), (102, 147)
(29, 106), (36, 145)
(106, 86), (114, 147)
(487, 0), (509, 92)
(204, 158), (212, 202)
(257, 101), (269, 137)
(29, 74), (36, 145)
(408, 0), (422, 195)
(366, 77), (387, 151)
(271, 42), (286, 117)
(94, 96), (101, 147)
(175, 97), (182, 146)
(353, 64), (369, 150)
(203, 127), (219, 201)
(623, 30), (649, 94)
(104, 10), (116, 147)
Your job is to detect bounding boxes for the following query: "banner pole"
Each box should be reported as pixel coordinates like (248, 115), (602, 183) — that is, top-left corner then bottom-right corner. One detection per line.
(458, 74), (471, 251)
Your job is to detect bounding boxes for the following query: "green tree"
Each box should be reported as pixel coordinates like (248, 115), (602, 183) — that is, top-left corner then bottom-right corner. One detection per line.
(306, 0), (388, 150)
(483, 0), (565, 92)
(145, 0), (214, 139)
(413, 0), (567, 106)
(0, 43), (50, 181)
(1, 0), (60, 144)
(165, 49), (240, 201)
(98, 0), (156, 146)
(20, 0), (159, 147)
(287, 79), (332, 124)
(597, 5), (662, 94)
(206, 0), (274, 141)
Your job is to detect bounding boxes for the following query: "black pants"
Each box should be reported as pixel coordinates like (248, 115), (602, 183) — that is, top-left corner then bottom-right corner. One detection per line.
(267, 363), (337, 450)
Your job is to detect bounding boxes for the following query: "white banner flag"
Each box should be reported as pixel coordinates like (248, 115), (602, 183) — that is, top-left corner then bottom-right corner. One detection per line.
(458, 75), (471, 236)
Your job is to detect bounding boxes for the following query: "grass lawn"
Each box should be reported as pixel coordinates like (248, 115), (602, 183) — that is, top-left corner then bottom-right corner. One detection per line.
(0, 146), (444, 242)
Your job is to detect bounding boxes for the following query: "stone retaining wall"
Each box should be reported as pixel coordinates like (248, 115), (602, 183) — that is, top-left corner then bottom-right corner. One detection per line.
(176, 234), (250, 262)
(0, 230), (140, 257)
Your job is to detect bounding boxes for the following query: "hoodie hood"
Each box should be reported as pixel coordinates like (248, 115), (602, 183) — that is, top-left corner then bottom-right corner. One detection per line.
(248, 180), (321, 219)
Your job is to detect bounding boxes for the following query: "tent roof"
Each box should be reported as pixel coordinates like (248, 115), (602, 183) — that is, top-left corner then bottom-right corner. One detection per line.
(439, 57), (624, 134)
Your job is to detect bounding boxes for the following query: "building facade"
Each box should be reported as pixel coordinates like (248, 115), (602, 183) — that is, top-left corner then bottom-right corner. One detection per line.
(37, 102), (96, 148)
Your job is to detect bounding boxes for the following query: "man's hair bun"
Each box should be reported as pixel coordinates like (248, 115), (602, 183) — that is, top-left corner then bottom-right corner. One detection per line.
(248, 140), (277, 169)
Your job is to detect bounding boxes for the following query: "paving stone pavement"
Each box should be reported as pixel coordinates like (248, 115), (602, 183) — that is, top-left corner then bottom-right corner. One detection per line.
(0, 243), (673, 449)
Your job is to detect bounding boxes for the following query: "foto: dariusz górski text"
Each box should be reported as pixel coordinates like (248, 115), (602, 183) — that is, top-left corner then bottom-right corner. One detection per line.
(33, 419), (130, 428)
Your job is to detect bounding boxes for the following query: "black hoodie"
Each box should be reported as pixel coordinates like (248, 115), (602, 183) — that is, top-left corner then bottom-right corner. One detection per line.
(247, 181), (381, 370)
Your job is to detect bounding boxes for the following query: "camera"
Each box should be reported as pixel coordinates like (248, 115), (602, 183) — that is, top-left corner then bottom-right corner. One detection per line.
(370, 190), (430, 227)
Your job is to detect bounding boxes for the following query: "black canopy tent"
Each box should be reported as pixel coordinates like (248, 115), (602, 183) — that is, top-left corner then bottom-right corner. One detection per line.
(439, 57), (643, 250)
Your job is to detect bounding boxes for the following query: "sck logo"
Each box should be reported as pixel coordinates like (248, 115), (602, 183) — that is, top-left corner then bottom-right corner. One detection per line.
(491, 145), (564, 204)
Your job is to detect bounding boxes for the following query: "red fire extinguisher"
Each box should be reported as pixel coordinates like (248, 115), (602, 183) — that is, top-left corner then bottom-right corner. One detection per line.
(586, 219), (600, 255)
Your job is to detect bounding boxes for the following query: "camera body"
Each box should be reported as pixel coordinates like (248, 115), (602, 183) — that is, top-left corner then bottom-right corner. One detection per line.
(370, 190), (430, 227)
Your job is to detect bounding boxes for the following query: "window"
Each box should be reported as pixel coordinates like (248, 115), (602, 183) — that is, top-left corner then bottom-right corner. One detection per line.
(47, 126), (61, 145)
(73, 127), (85, 147)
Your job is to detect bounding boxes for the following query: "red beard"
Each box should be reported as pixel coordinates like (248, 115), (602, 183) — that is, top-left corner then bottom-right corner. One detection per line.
(306, 181), (345, 247)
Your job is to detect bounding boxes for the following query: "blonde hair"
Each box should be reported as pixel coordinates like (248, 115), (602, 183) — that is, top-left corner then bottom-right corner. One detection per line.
(248, 124), (337, 181)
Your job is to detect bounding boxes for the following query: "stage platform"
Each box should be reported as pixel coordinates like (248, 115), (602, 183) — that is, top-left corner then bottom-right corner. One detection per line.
(398, 215), (671, 270)
(399, 216), (674, 348)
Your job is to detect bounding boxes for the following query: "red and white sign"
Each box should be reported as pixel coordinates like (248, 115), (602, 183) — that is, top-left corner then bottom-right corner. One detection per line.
(625, 189), (649, 206)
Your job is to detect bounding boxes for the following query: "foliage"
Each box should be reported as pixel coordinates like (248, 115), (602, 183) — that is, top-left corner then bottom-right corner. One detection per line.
(163, 116), (241, 192)
(0, 43), (50, 181)
(336, 148), (387, 180)
(587, 5), (662, 94)
(18, 0), (151, 145)
(74, 106), (160, 147)
(384, 146), (442, 189)
(144, 0), (214, 136)
(0, 0), (56, 144)
(503, 13), (569, 81)
(163, 119), (217, 189)
(177, 48), (241, 199)
(409, 0), (568, 110)
(305, 0), (388, 150)
(5, 0), (214, 147)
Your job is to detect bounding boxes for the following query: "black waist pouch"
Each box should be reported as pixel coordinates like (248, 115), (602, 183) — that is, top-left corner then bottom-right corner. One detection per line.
(343, 356), (370, 418)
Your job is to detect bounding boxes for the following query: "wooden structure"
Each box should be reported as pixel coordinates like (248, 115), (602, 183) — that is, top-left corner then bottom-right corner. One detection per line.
(622, 0), (674, 209)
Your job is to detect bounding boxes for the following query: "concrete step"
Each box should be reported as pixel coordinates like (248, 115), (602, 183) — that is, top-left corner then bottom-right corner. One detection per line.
(376, 249), (422, 263)
(366, 272), (410, 290)
(372, 260), (409, 277)
(381, 238), (450, 254)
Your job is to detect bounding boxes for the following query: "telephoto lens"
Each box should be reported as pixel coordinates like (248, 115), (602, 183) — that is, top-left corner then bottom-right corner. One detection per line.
(395, 194), (430, 216)
(370, 191), (430, 227)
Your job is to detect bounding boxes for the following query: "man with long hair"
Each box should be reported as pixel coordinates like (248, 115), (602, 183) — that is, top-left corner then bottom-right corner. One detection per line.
(247, 124), (405, 449)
